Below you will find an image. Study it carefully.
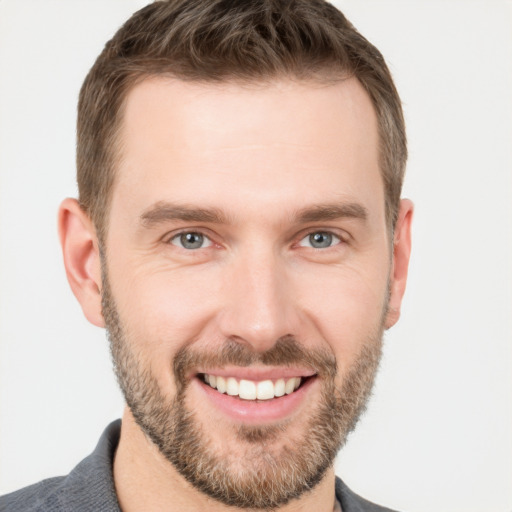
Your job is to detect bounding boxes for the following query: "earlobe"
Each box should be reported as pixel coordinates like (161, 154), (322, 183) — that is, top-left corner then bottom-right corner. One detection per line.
(58, 198), (105, 328)
(385, 199), (414, 329)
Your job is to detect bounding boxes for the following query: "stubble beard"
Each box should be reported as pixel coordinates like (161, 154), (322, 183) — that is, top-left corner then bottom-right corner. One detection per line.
(101, 270), (385, 510)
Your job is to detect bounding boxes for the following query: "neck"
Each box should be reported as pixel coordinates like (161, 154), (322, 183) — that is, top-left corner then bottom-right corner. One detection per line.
(114, 408), (337, 512)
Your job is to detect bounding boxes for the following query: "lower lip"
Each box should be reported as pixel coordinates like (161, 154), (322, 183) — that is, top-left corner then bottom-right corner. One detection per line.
(195, 376), (317, 424)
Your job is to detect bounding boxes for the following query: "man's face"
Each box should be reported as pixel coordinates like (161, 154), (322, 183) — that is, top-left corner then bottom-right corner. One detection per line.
(102, 77), (394, 508)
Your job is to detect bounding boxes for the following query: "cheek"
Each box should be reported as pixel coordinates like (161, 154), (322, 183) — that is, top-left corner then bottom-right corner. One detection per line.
(295, 262), (389, 364)
(104, 258), (222, 399)
(108, 264), (224, 384)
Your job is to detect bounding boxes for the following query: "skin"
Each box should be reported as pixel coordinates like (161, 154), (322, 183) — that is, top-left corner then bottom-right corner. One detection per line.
(59, 76), (413, 512)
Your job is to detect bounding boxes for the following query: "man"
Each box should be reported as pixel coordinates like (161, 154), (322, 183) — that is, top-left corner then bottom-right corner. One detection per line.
(0, 1), (412, 511)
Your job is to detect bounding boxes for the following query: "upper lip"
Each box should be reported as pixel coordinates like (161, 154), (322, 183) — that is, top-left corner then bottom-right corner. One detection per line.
(194, 366), (317, 381)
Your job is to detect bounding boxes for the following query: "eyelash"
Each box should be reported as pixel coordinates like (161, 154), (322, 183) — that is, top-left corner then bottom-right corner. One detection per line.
(165, 229), (347, 251)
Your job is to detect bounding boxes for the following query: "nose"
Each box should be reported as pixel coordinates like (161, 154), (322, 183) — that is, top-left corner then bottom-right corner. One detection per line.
(216, 246), (300, 352)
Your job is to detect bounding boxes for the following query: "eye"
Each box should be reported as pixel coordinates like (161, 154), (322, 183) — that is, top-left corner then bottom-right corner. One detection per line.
(170, 232), (212, 250)
(298, 231), (341, 249)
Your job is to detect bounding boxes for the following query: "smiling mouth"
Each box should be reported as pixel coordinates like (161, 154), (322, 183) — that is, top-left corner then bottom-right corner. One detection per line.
(200, 373), (312, 401)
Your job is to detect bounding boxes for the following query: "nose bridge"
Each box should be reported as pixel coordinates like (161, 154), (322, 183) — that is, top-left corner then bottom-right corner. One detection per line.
(218, 242), (296, 351)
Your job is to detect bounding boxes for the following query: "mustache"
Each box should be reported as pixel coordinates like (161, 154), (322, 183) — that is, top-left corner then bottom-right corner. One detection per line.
(173, 335), (338, 391)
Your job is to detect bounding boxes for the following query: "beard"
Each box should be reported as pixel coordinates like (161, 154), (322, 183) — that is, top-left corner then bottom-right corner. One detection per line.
(101, 270), (385, 510)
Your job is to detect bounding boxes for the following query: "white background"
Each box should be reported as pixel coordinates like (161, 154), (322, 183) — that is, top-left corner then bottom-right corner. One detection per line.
(0, 1), (511, 511)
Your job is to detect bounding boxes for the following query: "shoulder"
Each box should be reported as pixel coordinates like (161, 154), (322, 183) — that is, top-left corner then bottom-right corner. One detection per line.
(335, 477), (400, 512)
(0, 420), (121, 512)
(0, 476), (67, 512)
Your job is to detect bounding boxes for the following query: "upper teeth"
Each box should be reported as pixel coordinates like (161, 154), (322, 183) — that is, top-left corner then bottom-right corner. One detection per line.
(204, 374), (302, 400)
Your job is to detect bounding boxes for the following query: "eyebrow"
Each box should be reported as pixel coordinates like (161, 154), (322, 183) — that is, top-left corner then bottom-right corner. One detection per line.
(140, 202), (228, 227)
(294, 202), (368, 223)
(139, 200), (368, 228)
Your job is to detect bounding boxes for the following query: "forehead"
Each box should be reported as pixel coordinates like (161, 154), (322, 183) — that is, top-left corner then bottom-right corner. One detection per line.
(112, 76), (382, 222)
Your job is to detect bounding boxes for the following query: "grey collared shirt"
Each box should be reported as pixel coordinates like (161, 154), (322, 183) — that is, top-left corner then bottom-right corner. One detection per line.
(0, 420), (398, 512)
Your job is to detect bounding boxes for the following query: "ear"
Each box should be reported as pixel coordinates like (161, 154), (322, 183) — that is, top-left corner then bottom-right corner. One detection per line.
(58, 198), (105, 327)
(385, 199), (414, 329)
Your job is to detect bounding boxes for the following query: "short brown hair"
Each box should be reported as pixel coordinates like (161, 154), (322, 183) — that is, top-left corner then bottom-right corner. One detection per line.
(77, 0), (407, 242)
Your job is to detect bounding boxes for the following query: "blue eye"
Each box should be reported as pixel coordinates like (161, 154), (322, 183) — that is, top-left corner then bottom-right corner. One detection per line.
(299, 231), (341, 249)
(170, 232), (212, 250)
